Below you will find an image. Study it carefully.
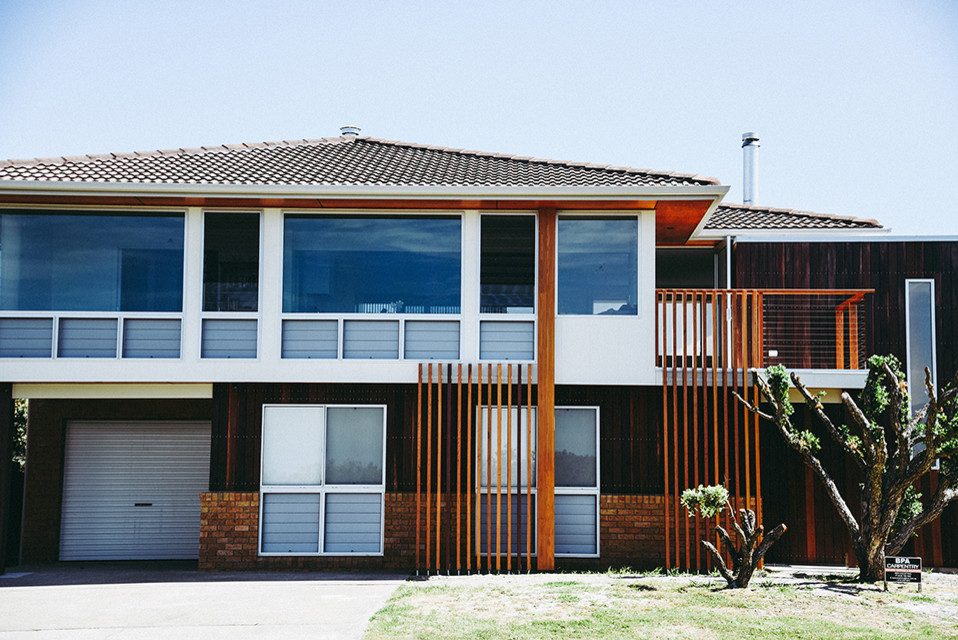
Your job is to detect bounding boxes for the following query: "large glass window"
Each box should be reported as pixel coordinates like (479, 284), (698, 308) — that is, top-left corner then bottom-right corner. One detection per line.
(481, 215), (535, 313)
(557, 217), (637, 315)
(203, 212), (259, 311)
(0, 210), (184, 311)
(259, 405), (386, 556)
(283, 215), (461, 313)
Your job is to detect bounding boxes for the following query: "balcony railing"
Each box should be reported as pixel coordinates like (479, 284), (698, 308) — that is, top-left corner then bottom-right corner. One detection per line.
(656, 289), (872, 371)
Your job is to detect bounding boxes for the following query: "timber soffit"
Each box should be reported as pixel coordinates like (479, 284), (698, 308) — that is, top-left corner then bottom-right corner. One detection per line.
(0, 136), (721, 189)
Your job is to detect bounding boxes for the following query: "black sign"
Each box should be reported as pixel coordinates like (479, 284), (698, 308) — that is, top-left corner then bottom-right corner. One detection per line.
(885, 556), (922, 583)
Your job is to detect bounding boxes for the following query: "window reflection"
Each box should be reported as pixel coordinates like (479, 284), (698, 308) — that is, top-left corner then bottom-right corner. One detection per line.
(0, 210), (184, 311)
(283, 216), (461, 313)
(557, 217), (637, 315)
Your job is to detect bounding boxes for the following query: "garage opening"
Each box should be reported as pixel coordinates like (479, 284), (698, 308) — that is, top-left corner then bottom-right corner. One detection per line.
(59, 421), (211, 561)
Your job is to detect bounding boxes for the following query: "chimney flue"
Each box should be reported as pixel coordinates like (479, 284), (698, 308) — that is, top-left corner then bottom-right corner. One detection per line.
(340, 126), (361, 137)
(742, 132), (759, 205)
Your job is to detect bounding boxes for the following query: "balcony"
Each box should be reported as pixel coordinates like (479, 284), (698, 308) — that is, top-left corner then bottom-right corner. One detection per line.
(656, 289), (872, 372)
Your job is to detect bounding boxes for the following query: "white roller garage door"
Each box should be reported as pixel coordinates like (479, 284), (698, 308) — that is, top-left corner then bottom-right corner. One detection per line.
(59, 421), (211, 561)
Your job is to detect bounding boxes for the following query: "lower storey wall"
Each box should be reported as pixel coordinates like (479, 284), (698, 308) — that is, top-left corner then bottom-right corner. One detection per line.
(199, 492), (674, 571)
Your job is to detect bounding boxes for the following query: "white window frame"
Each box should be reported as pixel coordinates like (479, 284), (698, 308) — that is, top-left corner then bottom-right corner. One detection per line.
(554, 406), (601, 558)
(0, 207), (188, 361)
(258, 403), (387, 556)
(555, 213), (641, 318)
(199, 210), (263, 360)
(477, 212), (538, 363)
(476, 405), (538, 557)
(279, 210), (465, 361)
(905, 279), (939, 470)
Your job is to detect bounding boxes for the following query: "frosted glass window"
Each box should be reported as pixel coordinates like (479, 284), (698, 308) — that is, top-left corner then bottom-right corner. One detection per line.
(906, 280), (937, 415)
(283, 215), (461, 313)
(0, 210), (184, 311)
(555, 408), (597, 487)
(557, 217), (637, 315)
(261, 406), (324, 485)
(478, 407), (537, 488)
(325, 407), (384, 485)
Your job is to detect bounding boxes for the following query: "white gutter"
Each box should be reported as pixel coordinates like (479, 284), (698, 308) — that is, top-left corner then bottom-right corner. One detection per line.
(0, 180), (728, 202)
(695, 227), (891, 241)
(685, 190), (731, 240)
(727, 232), (958, 243)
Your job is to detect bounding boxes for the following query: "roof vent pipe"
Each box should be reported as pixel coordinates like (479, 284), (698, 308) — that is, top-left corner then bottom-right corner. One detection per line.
(340, 126), (362, 137)
(742, 132), (759, 205)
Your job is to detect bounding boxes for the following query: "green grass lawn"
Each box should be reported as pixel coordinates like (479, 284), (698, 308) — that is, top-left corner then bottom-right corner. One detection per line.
(364, 569), (958, 639)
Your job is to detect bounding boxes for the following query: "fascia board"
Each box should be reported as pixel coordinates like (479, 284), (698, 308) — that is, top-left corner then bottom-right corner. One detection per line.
(0, 180), (728, 201)
(686, 190), (730, 240)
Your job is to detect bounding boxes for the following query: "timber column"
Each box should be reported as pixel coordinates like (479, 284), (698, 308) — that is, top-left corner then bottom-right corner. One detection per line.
(536, 207), (556, 570)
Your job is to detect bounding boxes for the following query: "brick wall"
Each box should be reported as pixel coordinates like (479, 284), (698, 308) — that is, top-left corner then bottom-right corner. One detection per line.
(200, 491), (677, 572)
(199, 491), (419, 571)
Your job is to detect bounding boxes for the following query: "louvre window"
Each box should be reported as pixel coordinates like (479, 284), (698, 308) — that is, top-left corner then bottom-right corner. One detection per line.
(260, 405), (386, 556)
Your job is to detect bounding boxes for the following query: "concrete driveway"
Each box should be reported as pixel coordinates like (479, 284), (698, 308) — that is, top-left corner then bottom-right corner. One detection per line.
(0, 562), (407, 639)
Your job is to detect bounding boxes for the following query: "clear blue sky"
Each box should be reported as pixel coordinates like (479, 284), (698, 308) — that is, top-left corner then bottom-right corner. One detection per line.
(1, 0), (956, 234)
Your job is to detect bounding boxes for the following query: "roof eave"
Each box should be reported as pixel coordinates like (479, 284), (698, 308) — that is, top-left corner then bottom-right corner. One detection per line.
(0, 180), (727, 201)
(696, 226), (890, 240)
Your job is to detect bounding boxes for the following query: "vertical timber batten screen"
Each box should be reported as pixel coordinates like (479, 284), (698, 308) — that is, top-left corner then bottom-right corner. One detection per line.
(656, 289), (764, 572)
(415, 363), (536, 574)
(656, 288), (872, 571)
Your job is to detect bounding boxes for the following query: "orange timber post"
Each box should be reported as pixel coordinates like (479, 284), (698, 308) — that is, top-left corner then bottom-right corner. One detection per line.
(537, 206), (557, 570)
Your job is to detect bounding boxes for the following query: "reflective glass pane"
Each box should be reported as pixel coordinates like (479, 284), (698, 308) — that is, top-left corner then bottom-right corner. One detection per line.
(0, 210), (184, 311)
(557, 217), (637, 315)
(325, 407), (384, 484)
(283, 216), (461, 313)
(481, 215), (535, 313)
(262, 406), (323, 485)
(908, 281), (935, 414)
(478, 407), (537, 488)
(203, 212), (259, 311)
(555, 408), (597, 487)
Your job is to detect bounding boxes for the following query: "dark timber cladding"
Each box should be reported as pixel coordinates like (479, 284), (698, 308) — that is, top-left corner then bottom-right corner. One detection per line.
(0, 384), (12, 573)
(735, 240), (958, 568)
(733, 240), (958, 376)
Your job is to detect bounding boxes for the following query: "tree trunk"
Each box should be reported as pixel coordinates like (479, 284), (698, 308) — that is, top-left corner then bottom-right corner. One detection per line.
(853, 529), (889, 582)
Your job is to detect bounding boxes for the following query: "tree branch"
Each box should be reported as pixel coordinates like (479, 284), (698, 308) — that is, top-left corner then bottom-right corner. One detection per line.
(755, 523), (788, 561)
(789, 374), (866, 472)
(732, 390), (775, 423)
(701, 541), (734, 584)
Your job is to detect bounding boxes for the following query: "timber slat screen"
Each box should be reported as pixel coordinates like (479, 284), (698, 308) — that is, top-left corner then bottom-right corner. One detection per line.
(655, 288), (870, 571)
(415, 363), (535, 574)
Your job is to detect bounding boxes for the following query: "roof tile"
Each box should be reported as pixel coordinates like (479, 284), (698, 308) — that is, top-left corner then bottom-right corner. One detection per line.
(705, 203), (881, 230)
(0, 136), (720, 188)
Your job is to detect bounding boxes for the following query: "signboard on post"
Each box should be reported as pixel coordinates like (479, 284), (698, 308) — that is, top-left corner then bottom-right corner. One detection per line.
(884, 556), (922, 592)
